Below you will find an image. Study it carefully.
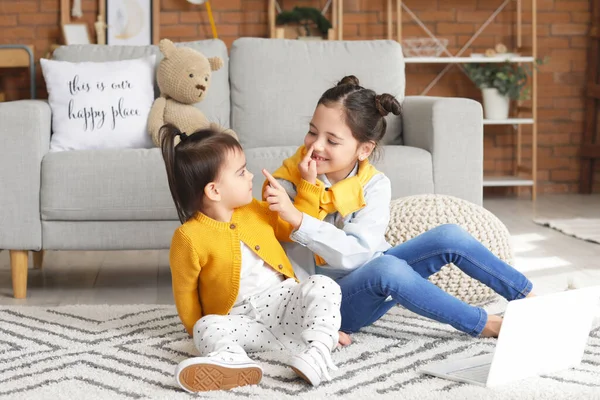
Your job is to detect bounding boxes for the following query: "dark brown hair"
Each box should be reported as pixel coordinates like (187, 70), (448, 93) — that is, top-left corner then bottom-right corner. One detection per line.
(160, 124), (242, 223)
(317, 75), (402, 155)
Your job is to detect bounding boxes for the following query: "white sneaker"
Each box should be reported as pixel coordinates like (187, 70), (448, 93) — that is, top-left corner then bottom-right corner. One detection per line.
(289, 341), (338, 386)
(175, 352), (262, 393)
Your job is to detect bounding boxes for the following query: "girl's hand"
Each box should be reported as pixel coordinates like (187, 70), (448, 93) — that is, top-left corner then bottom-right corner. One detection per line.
(263, 169), (303, 229)
(298, 145), (317, 185)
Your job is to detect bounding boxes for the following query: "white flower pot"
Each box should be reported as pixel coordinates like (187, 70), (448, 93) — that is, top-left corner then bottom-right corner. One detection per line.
(481, 88), (510, 120)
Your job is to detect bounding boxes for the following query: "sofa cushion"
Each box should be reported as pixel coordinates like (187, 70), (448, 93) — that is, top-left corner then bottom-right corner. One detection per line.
(230, 38), (405, 149)
(41, 144), (432, 222)
(42, 220), (179, 250)
(245, 145), (432, 200)
(41, 149), (177, 221)
(52, 39), (231, 130)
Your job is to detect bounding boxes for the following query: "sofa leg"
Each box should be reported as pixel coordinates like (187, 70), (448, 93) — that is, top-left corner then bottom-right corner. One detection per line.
(10, 250), (28, 299)
(33, 250), (44, 269)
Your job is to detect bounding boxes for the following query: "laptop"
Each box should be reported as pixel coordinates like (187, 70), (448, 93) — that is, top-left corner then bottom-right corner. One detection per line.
(420, 286), (600, 387)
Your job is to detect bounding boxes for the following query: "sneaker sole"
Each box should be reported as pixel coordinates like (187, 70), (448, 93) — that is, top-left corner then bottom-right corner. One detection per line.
(291, 366), (313, 385)
(177, 363), (262, 392)
(289, 356), (321, 386)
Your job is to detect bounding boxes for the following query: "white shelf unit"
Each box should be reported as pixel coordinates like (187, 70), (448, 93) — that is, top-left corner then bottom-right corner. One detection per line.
(404, 56), (535, 64)
(387, 0), (538, 199)
(484, 118), (534, 125)
(483, 176), (534, 187)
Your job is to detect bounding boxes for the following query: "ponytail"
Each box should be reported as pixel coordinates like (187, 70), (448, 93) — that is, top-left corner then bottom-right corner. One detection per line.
(159, 124), (243, 224)
(160, 124), (188, 224)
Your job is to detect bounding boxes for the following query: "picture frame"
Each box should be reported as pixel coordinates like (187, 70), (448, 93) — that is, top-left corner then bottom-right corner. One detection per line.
(104, 0), (160, 46)
(61, 23), (91, 45)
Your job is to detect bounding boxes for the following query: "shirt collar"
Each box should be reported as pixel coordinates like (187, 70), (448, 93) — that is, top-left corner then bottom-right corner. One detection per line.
(318, 162), (359, 188)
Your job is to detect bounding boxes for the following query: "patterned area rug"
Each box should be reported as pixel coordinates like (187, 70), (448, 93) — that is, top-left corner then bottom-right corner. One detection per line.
(534, 218), (600, 245)
(1, 300), (600, 399)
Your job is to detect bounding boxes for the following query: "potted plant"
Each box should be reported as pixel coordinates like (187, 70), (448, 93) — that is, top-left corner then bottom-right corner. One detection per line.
(464, 44), (546, 120)
(276, 7), (332, 40)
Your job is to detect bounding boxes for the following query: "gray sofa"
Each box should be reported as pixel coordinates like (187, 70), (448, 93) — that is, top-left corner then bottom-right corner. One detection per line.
(0, 38), (483, 298)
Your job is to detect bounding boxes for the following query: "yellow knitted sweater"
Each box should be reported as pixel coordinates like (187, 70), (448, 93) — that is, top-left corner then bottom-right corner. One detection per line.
(169, 199), (299, 336)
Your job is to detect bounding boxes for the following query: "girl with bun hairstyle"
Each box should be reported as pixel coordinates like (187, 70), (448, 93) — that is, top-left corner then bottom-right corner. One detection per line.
(265, 75), (534, 339)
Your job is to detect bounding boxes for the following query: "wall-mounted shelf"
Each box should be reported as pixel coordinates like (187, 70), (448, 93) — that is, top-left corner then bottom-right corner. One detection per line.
(483, 176), (535, 187)
(404, 56), (535, 64)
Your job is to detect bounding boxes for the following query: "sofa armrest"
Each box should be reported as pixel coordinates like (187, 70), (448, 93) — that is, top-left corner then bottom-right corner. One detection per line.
(0, 100), (51, 250)
(402, 96), (483, 206)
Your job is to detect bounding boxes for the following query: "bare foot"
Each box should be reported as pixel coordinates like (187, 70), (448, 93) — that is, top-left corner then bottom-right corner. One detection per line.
(481, 314), (503, 338)
(526, 292), (536, 298)
(338, 331), (352, 347)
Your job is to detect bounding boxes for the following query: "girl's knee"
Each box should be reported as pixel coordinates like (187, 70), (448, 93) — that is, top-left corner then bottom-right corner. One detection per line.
(432, 224), (466, 234)
(349, 256), (420, 298)
(433, 223), (466, 235)
(309, 274), (337, 288)
(430, 224), (474, 245)
(369, 255), (417, 284)
(307, 274), (342, 297)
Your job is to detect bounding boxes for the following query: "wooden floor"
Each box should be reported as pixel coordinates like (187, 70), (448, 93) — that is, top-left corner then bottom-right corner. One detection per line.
(1, 194), (599, 305)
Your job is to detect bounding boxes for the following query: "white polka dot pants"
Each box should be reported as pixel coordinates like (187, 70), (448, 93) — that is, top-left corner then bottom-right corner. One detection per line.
(193, 276), (342, 357)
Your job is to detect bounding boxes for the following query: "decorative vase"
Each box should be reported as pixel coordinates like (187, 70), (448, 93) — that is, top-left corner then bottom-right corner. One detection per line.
(481, 88), (510, 120)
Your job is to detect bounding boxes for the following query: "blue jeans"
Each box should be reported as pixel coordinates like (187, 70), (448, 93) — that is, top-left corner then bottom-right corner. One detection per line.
(336, 224), (533, 337)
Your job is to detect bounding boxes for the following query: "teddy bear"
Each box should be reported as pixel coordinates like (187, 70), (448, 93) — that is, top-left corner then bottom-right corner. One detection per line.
(147, 39), (236, 146)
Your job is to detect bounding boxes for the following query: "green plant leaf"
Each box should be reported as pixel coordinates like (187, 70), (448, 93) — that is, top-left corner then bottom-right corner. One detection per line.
(463, 57), (547, 100)
(276, 7), (332, 35)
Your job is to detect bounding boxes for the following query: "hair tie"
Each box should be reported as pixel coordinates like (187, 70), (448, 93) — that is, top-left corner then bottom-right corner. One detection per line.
(179, 132), (188, 141)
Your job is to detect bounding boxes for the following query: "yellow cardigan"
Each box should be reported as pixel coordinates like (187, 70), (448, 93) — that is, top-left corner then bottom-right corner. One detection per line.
(169, 199), (306, 336)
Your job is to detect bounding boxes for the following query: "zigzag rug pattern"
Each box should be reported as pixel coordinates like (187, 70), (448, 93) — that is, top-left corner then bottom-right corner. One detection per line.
(1, 300), (599, 399)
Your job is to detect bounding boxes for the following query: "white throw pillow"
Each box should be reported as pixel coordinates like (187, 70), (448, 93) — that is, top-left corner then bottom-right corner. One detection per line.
(41, 56), (156, 152)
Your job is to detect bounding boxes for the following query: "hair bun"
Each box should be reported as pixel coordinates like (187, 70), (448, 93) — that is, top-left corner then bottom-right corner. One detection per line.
(375, 93), (402, 117)
(337, 75), (360, 87)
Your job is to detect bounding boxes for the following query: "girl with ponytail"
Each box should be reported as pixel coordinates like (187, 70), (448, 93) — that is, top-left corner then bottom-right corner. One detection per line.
(159, 124), (346, 393)
(267, 75), (534, 339)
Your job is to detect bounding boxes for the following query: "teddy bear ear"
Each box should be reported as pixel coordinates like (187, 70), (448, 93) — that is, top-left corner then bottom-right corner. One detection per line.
(208, 57), (224, 71)
(159, 39), (177, 58)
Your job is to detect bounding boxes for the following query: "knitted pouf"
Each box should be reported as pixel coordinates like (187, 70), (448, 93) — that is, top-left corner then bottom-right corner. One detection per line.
(384, 194), (513, 304)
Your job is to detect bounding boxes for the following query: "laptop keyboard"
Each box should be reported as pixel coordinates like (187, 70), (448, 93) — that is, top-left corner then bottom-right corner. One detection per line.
(447, 363), (491, 383)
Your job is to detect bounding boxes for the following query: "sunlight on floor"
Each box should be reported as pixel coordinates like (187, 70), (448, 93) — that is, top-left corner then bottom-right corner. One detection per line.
(513, 256), (572, 273)
(510, 232), (572, 273)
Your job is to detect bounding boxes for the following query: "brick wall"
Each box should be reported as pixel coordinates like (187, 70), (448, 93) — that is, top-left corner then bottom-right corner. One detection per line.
(0, 0), (596, 194)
